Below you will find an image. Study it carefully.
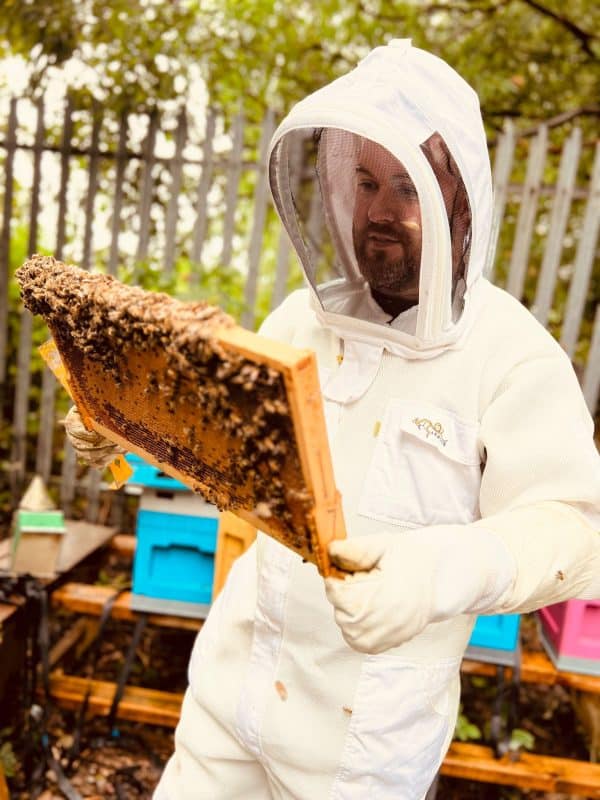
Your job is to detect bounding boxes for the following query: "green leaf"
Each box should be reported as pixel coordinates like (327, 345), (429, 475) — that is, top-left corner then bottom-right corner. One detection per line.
(508, 728), (535, 752)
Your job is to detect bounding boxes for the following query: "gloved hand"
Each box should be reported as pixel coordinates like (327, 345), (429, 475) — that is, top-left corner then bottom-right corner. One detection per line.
(63, 406), (125, 470)
(324, 526), (516, 654)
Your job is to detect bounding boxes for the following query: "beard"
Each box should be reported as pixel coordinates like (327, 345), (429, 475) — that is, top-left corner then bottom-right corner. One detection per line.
(353, 224), (420, 295)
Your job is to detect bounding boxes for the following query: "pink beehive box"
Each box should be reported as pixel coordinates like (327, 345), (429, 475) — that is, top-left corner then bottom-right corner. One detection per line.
(538, 599), (600, 676)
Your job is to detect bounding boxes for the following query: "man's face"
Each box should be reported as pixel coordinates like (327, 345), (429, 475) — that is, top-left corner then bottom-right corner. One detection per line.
(352, 139), (422, 314)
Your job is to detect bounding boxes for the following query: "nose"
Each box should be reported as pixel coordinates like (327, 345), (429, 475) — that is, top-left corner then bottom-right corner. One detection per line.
(367, 188), (397, 225)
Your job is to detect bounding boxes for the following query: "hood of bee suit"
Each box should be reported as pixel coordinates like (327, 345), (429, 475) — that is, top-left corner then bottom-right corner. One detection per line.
(268, 39), (493, 386)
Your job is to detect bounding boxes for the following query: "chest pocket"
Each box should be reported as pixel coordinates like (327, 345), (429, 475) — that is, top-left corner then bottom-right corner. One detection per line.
(358, 400), (482, 528)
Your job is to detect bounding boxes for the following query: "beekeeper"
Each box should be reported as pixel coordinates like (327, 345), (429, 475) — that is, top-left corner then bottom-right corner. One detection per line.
(67, 40), (600, 800)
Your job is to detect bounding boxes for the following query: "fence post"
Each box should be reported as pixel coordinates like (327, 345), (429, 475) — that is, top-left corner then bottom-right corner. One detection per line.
(485, 119), (515, 281)
(164, 109), (188, 274)
(560, 142), (600, 359)
(10, 97), (44, 496)
(220, 110), (245, 269)
(532, 127), (581, 326)
(190, 109), (216, 271)
(135, 110), (159, 264)
(0, 97), (17, 390)
(36, 96), (74, 483)
(242, 109), (276, 329)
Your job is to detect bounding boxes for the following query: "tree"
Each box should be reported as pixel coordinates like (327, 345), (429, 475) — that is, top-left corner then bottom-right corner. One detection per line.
(0, 0), (598, 135)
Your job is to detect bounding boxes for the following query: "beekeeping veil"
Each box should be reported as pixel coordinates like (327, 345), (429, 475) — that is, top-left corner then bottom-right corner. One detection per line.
(268, 40), (493, 366)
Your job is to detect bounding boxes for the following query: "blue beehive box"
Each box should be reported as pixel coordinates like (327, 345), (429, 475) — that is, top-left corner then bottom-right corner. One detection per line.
(127, 455), (219, 618)
(465, 614), (521, 667)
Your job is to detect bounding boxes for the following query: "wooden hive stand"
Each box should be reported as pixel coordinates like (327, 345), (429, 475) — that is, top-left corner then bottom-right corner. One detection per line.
(44, 520), (600, 797)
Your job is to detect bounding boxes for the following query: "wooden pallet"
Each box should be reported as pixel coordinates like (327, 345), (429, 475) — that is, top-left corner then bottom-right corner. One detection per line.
(442, 742), (600, 797)
(462, 651), (600, 695)
(51, 582), (202, 632)
(47, 582), (600, 696)
(45, 673), (600, 795)
(48, 673), (182, 727)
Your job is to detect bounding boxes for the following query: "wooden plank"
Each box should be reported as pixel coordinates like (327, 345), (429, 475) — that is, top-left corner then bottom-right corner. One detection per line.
(57, 520), (116, 572)
(109, 533), (136, 558)
(220, 110), (245, 269)
(81, 105), (102, 270)
(442, 741), (600, 796)
(10, 97), (44, 493)
(36, 365), (57, 483)
(0, 762), (8, 800)
(0, 97), (17, 385)
(108, 112), (128, 276)
(583, 305), (600, 415)
(51, 582), (202, 631)
(135, 111), (158, 263)
(85, 469), (102, 523)
(462, 650), (600, 694)
(48, 616), (92, 668)
(506, 124), (548, 300)
(46, 673), (600, 796)
(560, 141), (600, 358)
(48, 672), (183, 727)
(485, 119), (515, 281)
(35, 97), (76, 482)
(54, 95), (73, 262)
(242, 109), (276, 330)
(212, 511), (256, 597)
(163, 109), (187, 273)
(532, 126), (581, 326)
(190, 109), (216, 268)
(60, 437), (77, 518)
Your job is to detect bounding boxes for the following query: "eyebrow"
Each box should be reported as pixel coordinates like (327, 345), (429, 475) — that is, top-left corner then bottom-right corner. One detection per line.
(355, 165), (414, 183)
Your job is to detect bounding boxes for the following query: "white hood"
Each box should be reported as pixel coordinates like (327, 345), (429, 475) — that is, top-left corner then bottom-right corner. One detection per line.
(268, 39), (493, 359)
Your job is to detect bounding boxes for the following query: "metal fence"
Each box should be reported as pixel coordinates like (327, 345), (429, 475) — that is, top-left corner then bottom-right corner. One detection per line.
(0, 95), (598, 519)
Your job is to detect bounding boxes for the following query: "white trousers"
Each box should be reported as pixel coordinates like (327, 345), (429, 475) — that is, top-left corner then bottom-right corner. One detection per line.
(154, 686), (435, 800)
(154, 687), (272, 800)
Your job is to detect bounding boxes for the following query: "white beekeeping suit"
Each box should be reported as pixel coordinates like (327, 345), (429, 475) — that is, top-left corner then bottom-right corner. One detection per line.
(154, 39), (600, 800)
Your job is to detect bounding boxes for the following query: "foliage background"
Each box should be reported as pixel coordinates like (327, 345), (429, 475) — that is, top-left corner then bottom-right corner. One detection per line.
(0, 0), (598, 506)
(0, 0), (598, 131)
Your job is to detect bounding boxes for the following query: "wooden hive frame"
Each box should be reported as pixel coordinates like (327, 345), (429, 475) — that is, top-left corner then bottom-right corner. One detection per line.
(16, 255), (346, 576)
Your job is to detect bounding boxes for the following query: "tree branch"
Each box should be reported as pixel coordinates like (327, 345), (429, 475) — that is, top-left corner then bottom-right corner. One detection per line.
(485, 105), (600, 145)
(518, 0), (598, 57)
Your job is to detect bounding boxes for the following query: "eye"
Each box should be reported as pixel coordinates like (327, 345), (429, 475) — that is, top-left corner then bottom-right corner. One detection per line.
(357, 178), (378, 192)
(393, 180), (418, 200)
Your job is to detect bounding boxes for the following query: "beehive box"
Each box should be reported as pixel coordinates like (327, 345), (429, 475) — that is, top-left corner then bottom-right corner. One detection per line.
(127, 453), (220, 616)
(538, 600), (600, 676)
(465, 614), (521, 667)
(11, 509), (67, 577)
(132, 508), (219, 617)
(17, 255), (345, 576)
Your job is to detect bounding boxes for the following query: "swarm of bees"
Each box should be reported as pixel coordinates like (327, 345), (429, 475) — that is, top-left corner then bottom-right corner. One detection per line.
(16, 255), (315, 556)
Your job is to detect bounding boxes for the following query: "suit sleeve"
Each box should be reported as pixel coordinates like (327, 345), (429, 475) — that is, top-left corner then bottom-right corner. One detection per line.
(474, 352), (600, 611)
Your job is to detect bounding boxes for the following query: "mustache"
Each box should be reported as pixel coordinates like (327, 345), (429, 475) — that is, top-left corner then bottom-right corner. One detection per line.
(364, 222), (409, 240)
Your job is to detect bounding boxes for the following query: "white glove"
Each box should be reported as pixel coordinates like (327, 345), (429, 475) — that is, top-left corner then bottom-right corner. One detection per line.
(324, 526), (515, 654)
(63, 406), (125, 470)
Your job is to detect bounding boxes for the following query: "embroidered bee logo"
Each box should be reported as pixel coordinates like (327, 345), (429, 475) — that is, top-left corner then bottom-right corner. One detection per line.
(413, 417), (448, 447)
